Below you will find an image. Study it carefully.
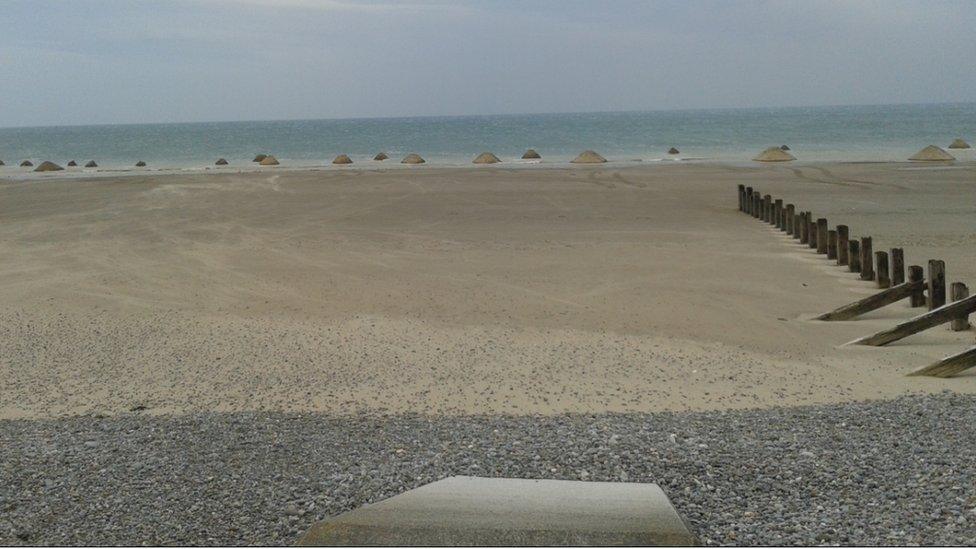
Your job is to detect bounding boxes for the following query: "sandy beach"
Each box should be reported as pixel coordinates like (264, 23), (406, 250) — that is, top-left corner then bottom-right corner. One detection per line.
(3, 162), (975, 419)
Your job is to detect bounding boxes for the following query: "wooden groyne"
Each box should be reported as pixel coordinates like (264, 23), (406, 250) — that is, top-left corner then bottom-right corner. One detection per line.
(736, 184), (975, 378)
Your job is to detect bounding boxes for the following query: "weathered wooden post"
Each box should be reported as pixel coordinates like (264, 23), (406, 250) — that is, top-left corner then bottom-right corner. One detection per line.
(928, 260), (946, 311)
(807, 216), (818, 249)
(753, 193), (761, 218)
(793, 214), (802, 240)
(875, 251), (890, 288)
(827, 230), (838, 260)
(859, 237), (874, 281)
(848, 240), (861, 273)
(799, 212), (809, 244)
(738, 185), (746, 211)
(773, 199), (783, 227)
(745, 187), (754, 214)
(950, 282), (971, 331)
(891, 248), (905, 286)
(836, 225), (849, 265)
(763, 195), (772, 222)
(816, 218), (828, 255)
(785, 204), (795, 235)
(909, 265), (926, 307)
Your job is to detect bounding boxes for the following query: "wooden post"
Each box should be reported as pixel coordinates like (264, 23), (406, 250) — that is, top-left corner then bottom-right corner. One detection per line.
(816, 218), (828, 255)
(745, 187), (754, 214)
(859, 237), (874, 281)
(928, 260), (946, 311)
(836, 225), (849, 265)
(785, 204), (795, 235)
(799, 212), (809, 244)
(851, 294), (976, 346)
(753, 193), (761, 218)
(950, 282), (971, 331)
(793, 214), (802, 240)
(891, 248), (904, 286)
(908, 265), (926, 307)
(909, 346), (976, 378)
(875, 251), (890, 288)
(774, 199), (783, 227)
(807, 216), (818, 249)
(827, 230), (838, 260)
(763, 195), (772, 222)
(848, 240), (861, 273)
(816, 279), (927, 321)
(738, 185), (746, 211)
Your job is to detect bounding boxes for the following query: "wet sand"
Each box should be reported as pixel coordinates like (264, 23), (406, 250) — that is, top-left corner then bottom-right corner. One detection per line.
(2, 162), (975, 419)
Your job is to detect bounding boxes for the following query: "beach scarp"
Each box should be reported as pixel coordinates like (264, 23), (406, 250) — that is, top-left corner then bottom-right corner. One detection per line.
(34, 161), (64, 172)
(909, 145), (955, 162)
(473, 152), (501, 164)
(85, 160), (98, 168)
(521, 149), (541, 159)
(259, 155), (280, 166)
(333, 154), (353, 165)
(401, 153), (426, 164)
(753, 147), (796, 162)
(374, 152), (389, 161)
(253, 154), (268, 163)
(215, 158), (228, 165)
(571, 150), (607, 164)
(948, 139), (970, 150)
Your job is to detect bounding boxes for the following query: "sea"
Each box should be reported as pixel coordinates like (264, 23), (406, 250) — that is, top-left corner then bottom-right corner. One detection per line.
(1, 103), (973, 174)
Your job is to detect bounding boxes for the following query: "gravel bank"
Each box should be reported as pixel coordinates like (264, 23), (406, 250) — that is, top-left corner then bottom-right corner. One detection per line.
(2, 393), (975, 546)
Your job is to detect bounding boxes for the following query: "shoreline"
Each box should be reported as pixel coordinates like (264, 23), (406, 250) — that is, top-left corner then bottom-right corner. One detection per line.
(1, 157), (973, 184)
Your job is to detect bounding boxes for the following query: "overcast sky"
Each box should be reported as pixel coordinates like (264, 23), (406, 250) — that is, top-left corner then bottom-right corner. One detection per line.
(1, 0), (974, 127)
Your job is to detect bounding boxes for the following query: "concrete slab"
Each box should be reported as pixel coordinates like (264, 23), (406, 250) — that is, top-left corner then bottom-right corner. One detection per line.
(296, 476), (697, 546)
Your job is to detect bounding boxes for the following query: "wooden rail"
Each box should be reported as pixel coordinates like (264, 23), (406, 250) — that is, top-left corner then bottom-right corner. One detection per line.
(816, 279), (926, 321)
(909, 346), (976, 378)
(850, 294), (976, 346)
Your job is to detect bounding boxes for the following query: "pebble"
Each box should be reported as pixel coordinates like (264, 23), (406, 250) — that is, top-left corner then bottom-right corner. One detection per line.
(1, 394), (974, 546)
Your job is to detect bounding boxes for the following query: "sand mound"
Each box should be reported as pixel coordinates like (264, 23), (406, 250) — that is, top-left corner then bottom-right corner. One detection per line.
(135, 161), (147, 167)
(753, 147), (796, 162)
(215, 158), (228, 166)
(85, 161), (97, 168)
(571, 150), (607, 164)
(780, 145), (791, 151)
(253, 154), (267, 163)
(909, 145), (955, 162)
(20, 160), (33, 167)
(473, 152), (501, 164)
(67, 160), (77, 167)
(521, 149), (541, 159)
(401, 153), (426, 164)
(668, 147), (680, 155)
(332, 154), (353, 165)
(33, 161), (64, 172)
(373, 152), (389, 161)
(259, 155), (280, 166)
(948, 139), (970, 149)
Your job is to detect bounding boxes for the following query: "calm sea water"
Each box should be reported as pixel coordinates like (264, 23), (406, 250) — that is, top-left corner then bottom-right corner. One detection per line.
(1, 103), (973, 172)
